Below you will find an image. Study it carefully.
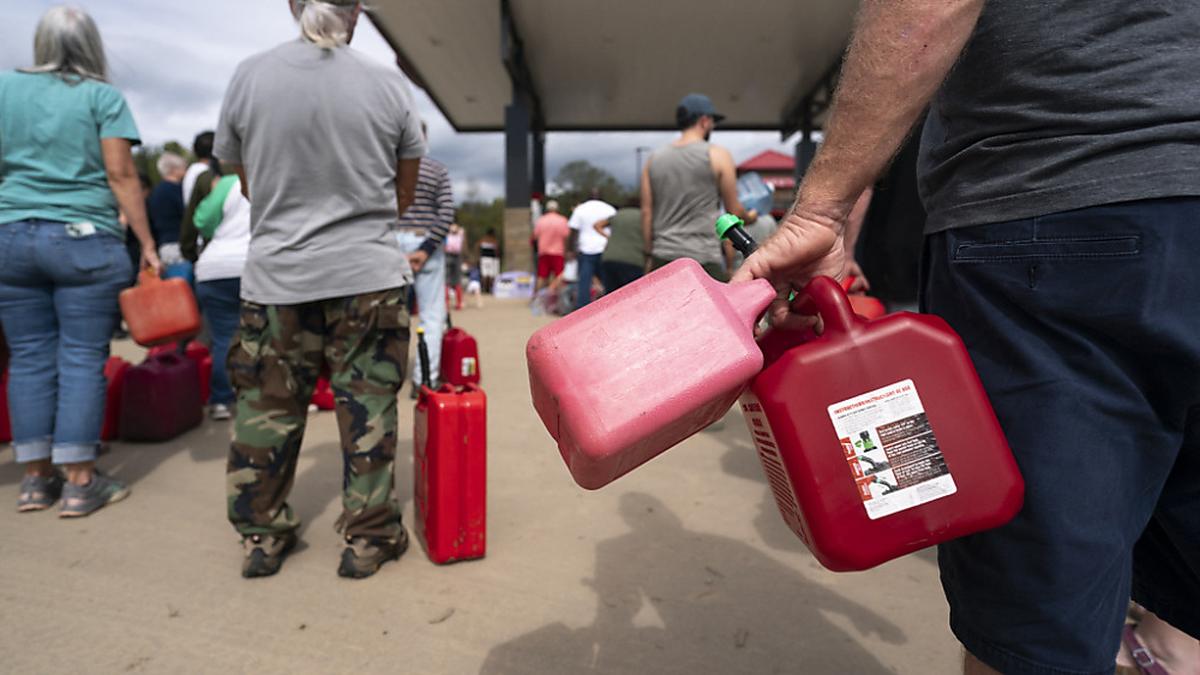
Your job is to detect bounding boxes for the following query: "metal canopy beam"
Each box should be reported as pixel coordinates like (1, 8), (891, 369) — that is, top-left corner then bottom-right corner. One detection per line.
(500, 0), (545, 132)
(781, 56), (843, 140)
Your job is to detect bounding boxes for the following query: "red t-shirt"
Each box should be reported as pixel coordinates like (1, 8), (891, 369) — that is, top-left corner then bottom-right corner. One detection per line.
(533, 212), (570, 257)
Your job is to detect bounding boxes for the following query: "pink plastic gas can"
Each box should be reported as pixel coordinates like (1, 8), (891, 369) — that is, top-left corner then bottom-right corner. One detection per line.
(527, 258), (775, 489)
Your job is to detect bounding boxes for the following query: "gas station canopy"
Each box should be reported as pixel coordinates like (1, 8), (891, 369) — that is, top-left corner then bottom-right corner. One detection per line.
(368, 0), (859, 133)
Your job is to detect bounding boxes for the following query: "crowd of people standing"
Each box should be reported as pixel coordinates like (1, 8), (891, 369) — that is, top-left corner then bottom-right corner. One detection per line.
(2, 1), (1197, 672)
(0, 1), (490, 580)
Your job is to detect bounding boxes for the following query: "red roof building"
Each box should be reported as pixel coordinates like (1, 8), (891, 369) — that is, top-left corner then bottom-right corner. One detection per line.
(737, 150), (796, 216)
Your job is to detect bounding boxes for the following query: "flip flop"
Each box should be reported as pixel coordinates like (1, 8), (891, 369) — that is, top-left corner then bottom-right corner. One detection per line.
(1120, 625), (1171, 675)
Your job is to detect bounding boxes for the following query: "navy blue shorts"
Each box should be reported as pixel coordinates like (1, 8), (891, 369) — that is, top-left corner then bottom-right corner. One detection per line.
(921, 198), (1200, 675)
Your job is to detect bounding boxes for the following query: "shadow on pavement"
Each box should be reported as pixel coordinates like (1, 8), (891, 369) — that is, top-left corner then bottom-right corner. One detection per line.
(0, 416), (228, 489)
(479, 493), (904, 675)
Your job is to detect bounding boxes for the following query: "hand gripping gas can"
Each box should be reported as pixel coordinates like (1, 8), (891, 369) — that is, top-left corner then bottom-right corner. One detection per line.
(740, 276), (1024, 571)
(526, 258), (775, 489)
(441, 314), (481, 387)
(414, 328), (487, 564)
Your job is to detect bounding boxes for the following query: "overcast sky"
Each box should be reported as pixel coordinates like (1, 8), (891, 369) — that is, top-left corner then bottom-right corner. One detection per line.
(3, 1), (796, 203)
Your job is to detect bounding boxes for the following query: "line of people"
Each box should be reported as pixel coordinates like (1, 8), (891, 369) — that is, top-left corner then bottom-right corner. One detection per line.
(0, 1), (443, 580)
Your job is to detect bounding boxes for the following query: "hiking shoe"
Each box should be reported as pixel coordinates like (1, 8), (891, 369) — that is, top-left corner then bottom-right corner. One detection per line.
(241, 532), (298, 578)
(338, 529), (408, 579)
(17, 472), (65, 512)
(210, 403), (233, 421)
(59, 472), (130, 517)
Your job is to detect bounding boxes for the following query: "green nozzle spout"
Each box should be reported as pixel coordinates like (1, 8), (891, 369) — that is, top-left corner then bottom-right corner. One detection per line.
(715, 213), (757, 258)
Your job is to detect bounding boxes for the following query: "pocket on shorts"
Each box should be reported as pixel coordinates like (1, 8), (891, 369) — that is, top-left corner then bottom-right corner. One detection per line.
(228, 302), (269, 390)
(952, 234), (1141, 263)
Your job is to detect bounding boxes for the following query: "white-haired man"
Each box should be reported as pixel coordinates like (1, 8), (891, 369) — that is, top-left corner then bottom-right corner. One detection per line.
(214, 0), (424, 580)
(147, 151), (190, 280)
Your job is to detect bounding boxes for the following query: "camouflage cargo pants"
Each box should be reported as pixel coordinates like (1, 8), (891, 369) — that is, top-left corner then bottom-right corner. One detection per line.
(226, 288), (409, 542)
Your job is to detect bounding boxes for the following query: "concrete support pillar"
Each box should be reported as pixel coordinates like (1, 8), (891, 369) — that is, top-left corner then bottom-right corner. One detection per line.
(531, 129), (546, 199)
(504, 98), (533, 273)
(503, 207), (533, 273)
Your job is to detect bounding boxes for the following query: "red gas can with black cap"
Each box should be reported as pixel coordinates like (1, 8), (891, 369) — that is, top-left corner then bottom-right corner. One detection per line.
(739, 276), (1024, 571)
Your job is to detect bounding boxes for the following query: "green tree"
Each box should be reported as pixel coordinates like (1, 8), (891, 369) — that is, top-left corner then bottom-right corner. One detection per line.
(132, 141), (191, 186)
(456, 197), (506, 263)
(551, 160), (628, 211)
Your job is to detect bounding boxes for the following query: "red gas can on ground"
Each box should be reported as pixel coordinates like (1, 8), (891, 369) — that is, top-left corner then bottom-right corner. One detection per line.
(101, 357), (132, 441)
(119, 270), (202, 347)
(741, 277), (1023, 571)
(149, 341), (212, 404)
(0, 369), (10, 444)
(441, 317), (481, 387)
(527, 258), (775, 489)
(311, 376), (335, 411)
(120, 352), (203, 442)
(414, 383), (487, 564)
(0, 332), (9, 443)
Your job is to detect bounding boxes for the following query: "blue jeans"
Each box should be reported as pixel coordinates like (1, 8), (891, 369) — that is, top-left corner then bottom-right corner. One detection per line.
(922, 198), (1200, 674)
(0, 220), (131, 464)
(575, 253), (602, 310)
(195, 277), (241, 405)
(395, 232), (445, 386)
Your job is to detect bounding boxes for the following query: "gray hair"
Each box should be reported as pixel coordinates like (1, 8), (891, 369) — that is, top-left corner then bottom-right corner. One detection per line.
(292, 1), (360, 49)
(23, 5), (109, 82)
(156, 152), (187, 178)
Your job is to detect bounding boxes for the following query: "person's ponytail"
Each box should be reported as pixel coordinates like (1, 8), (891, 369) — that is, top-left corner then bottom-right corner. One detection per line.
(299, 1), (353, 49)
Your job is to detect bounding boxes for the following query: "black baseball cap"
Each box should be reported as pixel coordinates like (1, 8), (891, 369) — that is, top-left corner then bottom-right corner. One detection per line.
(676, 93), (725, 125)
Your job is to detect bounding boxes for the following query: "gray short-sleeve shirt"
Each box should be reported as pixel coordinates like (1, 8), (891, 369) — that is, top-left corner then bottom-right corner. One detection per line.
(215, 40), (426, 304)
(918, 1), (1200, 232)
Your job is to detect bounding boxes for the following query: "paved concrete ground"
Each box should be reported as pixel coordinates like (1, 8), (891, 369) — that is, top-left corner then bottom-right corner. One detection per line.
(0, 299), (961, 674)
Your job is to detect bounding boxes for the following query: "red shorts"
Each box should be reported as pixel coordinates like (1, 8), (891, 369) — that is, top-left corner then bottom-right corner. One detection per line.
(537, 254), (565, 279)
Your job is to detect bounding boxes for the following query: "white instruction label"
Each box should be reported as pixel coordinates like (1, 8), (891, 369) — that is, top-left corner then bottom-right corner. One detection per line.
(828, 379), (956, 520)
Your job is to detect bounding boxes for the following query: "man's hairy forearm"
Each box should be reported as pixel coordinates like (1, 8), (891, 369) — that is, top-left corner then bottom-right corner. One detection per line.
(797, 0), (985, 222)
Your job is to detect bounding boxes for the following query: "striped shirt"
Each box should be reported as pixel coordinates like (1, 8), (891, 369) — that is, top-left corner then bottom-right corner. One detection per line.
(396, 157), (454, 254)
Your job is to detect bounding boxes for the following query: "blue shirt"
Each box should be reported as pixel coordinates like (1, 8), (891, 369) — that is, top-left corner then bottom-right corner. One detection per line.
(147, 180), (183, 246)
(0, 71), (140, 237)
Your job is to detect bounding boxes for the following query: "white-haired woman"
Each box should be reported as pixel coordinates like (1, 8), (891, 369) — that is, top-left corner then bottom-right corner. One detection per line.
(148, 151), (191, 281)
(0, 6), (161, 516)
(214, 0), (424, 579)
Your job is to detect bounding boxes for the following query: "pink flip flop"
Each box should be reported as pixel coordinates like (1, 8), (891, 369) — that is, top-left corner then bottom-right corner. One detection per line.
(1122, 625), (1171, 675)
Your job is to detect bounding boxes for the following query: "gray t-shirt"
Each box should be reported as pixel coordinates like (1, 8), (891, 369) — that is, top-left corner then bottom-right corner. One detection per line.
(648, 141), (724, 266)
(215, 40), (425, 304)
(918, 1), (1200, 233)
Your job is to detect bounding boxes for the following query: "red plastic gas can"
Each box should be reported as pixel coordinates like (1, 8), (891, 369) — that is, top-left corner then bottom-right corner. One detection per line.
(119, 269), (202, 347)
(101, 357), (132, 441)
(119, 352), (203, 442)
(149, 341), (212, 404)
(414, 383), (487, 564)
(0, 331), (8, 443)
(0, 369), (10, 444)
(527, 258), (775, 489)
(311, 376), (335, 411)
(740, 277), (1024, 571)
(441, 319), (481, 387)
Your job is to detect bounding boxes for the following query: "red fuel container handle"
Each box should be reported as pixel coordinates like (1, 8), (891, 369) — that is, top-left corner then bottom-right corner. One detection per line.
(791, 276), (861, 337)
